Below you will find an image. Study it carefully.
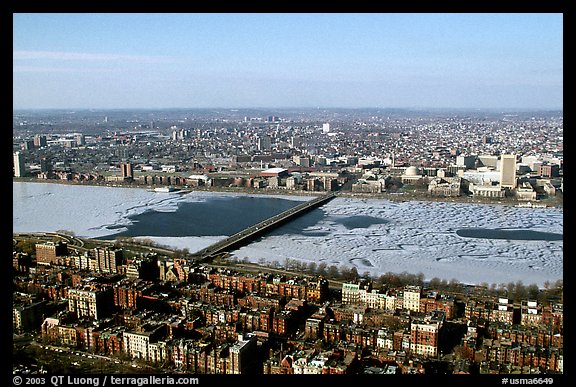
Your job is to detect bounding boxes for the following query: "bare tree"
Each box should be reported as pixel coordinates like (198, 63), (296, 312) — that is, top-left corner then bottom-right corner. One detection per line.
(327, 265), (339, 279)
(317, 262), (327, 276)
(307, 262), (317, 275)
(514, 280), (527, 300)
(339, 266), (351, 280)
(526, 284), (540, 300)
(349, 266), (359, 282)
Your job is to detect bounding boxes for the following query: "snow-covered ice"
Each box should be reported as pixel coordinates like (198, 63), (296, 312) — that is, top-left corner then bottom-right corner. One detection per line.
(13, 182), (563, 286)
(232, 198), (563, 286)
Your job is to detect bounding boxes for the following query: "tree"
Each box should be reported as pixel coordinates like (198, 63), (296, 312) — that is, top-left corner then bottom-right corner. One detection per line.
(478, 282), (489, 297)
(440, 279), (448, 290)
(56, 229), (75, 236)
(294, 261), (306, 272)
(415, 272), (425, 287)
(489, 283), (498, 296)
(380, 271), (400, 287)
(348, 267), (359, 282)
(339, 266), (351, 280)
(448, 279), (463, 293)
(514, 281), (527, 300)
(327, 265), (339, 279)
(307, 262), (317, 275)
(526, 284), (540, 300)
(506, 282), (516, 298)
(317, 262), (327, 276)
(498, 283), (508, 297)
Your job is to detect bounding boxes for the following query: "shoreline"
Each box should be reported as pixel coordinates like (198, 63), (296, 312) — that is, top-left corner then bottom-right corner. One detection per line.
(13, 177), (564, 208)
(13, 178), (563, 288)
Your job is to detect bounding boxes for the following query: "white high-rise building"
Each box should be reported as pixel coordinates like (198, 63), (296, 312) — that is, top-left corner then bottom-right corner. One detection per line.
(13, 151), (25, 177)
(322, 123), (330, 133)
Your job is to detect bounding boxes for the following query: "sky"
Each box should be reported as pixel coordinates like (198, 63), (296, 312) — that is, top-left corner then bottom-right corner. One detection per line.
(13, 13), (563, 110)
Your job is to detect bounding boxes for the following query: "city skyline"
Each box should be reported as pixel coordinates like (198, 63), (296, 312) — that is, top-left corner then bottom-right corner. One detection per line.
(13, 13), (563, 110)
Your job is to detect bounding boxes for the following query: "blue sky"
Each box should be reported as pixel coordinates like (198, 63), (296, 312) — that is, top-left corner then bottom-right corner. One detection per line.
(13, 13), (563, 110)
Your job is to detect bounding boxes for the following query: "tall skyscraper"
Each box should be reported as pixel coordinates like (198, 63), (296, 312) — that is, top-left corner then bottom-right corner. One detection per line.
(13, 151), (25, 177)
(500, 154), (517, 189)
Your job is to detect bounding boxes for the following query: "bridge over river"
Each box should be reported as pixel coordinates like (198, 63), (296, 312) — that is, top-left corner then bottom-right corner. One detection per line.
(191, 192), (336, 262)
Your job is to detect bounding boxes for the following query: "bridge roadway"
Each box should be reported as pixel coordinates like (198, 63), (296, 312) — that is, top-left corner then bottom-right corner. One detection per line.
(191, 192), (336, 261)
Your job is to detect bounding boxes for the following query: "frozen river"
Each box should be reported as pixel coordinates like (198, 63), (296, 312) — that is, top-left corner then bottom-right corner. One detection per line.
(13, 181), (563, 287)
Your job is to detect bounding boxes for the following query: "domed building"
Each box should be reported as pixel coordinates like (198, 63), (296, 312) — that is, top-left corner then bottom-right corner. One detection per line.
(401, 166), (423, 184)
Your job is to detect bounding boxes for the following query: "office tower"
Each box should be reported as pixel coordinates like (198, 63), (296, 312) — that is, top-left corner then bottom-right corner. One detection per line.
(500, 154), (517, 189)
(456, 155), (477, 169)
(289, 136), (302, 149)
(75, 134), (85, 146)
(13, 151), (25, 177)
(22, 140), (35, 151)
(33, 134), (47, 148)
(257, 135), (272, 152)
(120, 162), (133, 179)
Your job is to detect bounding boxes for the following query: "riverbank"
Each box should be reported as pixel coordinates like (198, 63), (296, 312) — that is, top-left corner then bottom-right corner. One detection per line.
(13, 176), (563, 208)
(13, 180), (563, 287)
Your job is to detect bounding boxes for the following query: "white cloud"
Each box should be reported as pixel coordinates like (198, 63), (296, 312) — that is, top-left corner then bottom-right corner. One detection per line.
(13, 50), (175, 64)
(13, 65), (116, 73)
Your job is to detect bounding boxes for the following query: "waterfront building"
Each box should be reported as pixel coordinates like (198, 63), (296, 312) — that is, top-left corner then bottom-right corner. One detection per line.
(401, 166), (424, 184)
(500, 154), (517, 189)
(427, 177), (462, 197)
(13, 151), (25, 177)
(120, 162), (134, 179)
(516, 181), (537, 201)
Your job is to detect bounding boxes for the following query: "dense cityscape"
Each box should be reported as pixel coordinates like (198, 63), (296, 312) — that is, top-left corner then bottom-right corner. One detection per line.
(12, 108), (563, 377)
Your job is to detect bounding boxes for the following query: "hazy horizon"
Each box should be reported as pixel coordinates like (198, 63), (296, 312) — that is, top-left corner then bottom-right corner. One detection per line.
(12, 106), (564, 112)
(14, 13), (563, 110)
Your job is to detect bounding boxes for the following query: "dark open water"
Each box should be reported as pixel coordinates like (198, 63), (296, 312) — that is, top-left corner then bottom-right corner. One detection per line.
(106, 195), (562, 242)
